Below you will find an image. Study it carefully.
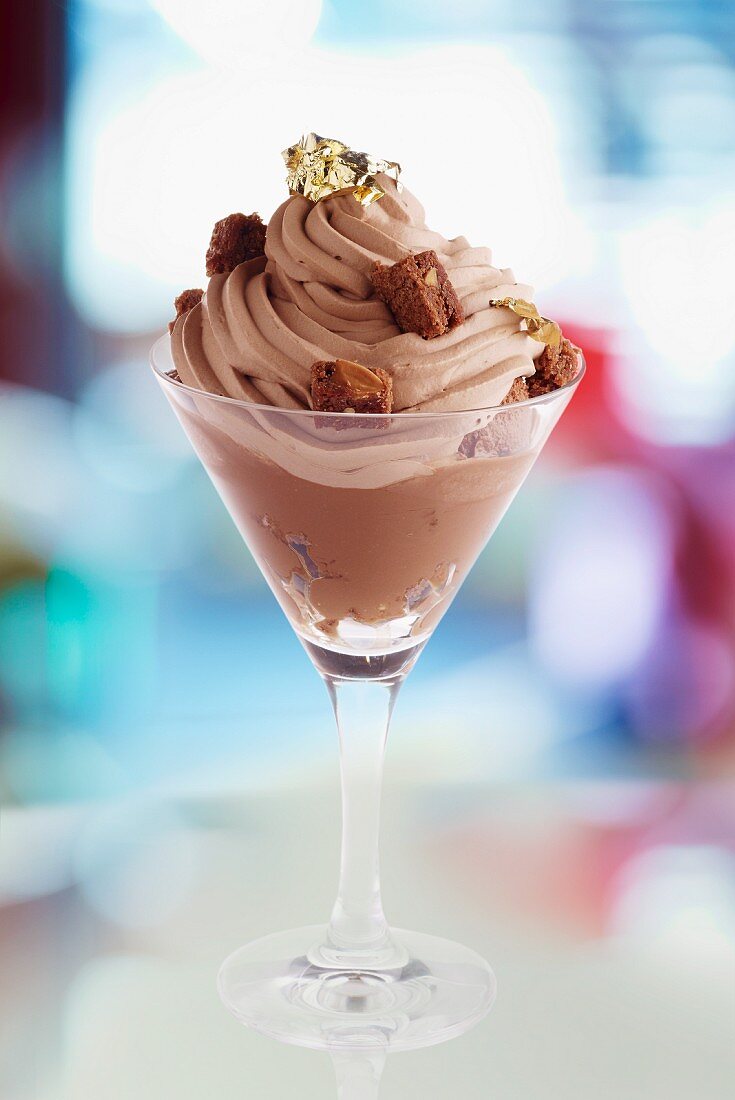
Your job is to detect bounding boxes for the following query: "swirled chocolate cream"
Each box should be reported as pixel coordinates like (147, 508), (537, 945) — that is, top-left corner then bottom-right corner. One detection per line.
(165, 134), (581, 649)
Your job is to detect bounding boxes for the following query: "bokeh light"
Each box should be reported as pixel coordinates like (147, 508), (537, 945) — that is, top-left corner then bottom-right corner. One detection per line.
(529, 467), (675, 689)
(611, 845), (735, 963)
(73, 800), (202, 927)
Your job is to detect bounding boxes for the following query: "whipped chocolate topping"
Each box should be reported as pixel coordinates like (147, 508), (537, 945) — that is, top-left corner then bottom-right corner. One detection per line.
(171, 175), (543, 413)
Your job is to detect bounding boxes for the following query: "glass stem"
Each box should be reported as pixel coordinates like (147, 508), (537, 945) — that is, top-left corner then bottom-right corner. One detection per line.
(331, 1049), (386, 1099)
(323, 675), (401, 958)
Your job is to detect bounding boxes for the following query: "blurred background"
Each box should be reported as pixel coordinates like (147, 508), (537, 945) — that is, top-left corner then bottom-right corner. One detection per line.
(1, 1), (735, 1097)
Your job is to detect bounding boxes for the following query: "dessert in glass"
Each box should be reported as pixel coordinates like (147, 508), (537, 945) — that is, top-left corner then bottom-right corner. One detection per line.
(151, 134), (584, 1052)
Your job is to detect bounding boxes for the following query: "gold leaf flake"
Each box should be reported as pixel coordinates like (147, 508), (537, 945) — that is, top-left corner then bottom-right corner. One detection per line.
(490, 297), (561, 347)
(282, 133), (401, 206)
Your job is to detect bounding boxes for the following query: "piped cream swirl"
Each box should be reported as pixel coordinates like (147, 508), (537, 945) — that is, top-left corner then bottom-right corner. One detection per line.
(171, 175), (541, 412)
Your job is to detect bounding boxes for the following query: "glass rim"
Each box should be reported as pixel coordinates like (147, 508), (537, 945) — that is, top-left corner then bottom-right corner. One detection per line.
(149, 332), (586, 420)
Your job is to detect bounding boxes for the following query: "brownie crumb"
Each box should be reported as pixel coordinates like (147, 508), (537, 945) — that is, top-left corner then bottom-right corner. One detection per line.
(205, 212), (267, 276)
(501, 377), (529, 405)
(168, 288), (203, 333)
(527, 337), (579, 397)
(370, 250), (464, 339)
(311, 359), (393, 414)
(166, 369), (182, 382)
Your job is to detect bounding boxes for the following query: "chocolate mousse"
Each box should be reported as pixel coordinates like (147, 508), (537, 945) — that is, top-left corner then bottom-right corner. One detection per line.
(159, 134), (582, 653)
(171, 395), (543, 644)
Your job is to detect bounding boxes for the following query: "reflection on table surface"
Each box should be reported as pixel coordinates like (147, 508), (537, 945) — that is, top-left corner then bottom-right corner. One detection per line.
(2, 779), (734, 1098)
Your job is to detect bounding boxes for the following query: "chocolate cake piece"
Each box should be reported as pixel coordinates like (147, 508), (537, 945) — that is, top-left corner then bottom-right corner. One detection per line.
(205, 212), (267, 276)
(370, 250), (464, 339)
(168, 287), (203, 333)
(459, 377), (532, 457)
(527, 337), (579, 397)
(311, 359), (393, 414)
(501, 377), (529, 405)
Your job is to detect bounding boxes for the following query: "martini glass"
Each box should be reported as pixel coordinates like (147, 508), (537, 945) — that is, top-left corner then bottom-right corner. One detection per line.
(151, 334), (583, 1052)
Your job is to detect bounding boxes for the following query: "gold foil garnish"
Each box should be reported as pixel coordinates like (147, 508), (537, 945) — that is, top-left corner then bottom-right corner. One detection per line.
(282, 133), (401, 206)
(490, 297), (561, 348)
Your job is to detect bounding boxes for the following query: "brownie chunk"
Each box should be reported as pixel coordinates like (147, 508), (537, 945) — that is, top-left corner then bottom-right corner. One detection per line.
(311, 359), (393, 414)
(527, 337), (579, 397)
(205, 212), (267, 276)
(501, 377), (529, 405)
(459, 378), (530, 457)
(168, 287), (203, 332)
(370, 250), (464, 339)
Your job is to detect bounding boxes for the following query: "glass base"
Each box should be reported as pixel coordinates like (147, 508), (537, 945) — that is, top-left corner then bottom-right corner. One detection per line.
(217, 925), (496, 1052)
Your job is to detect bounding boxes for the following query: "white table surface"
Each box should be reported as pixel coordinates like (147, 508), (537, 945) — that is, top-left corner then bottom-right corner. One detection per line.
(2, 779), (734, 1099)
